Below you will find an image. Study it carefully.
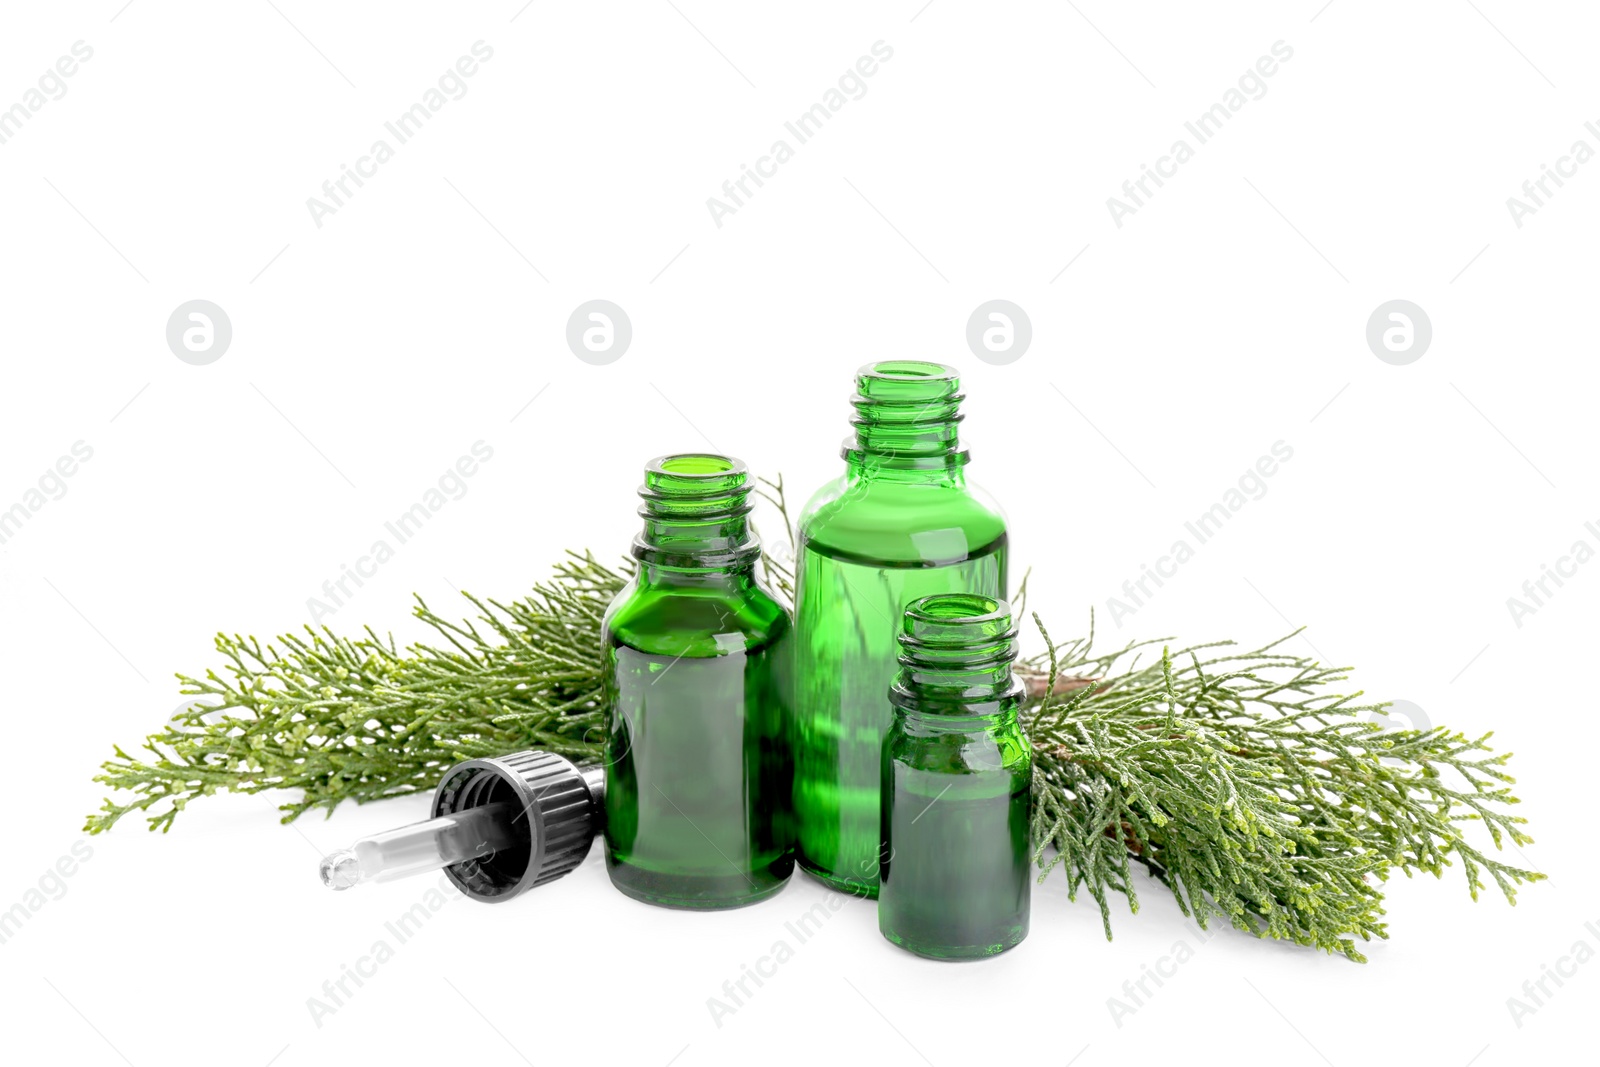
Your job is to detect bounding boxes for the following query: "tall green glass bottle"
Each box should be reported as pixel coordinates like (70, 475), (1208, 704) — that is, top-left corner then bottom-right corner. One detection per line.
(603, 454), (794, 909)
(879, 593), (1032, 959)
(791, 361), (1007, 897)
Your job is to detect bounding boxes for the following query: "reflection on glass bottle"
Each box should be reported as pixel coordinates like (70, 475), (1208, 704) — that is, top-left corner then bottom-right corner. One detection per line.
(790, 362), (1007, 897)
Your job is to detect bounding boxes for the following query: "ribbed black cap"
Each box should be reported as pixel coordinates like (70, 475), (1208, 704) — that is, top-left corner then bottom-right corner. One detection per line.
(430, 750), (602, 903)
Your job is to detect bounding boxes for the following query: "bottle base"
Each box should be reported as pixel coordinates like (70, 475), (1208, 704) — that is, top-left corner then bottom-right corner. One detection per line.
(607, 859), (793, 911)
(879, 925), (1027, 961)
(798, 857), (879, 900)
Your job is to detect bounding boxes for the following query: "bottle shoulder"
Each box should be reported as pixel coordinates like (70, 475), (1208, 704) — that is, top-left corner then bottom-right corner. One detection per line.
(603, 575), (791, 657)
(797, 473), (1008, 565)
(886, 712), (1032, 774)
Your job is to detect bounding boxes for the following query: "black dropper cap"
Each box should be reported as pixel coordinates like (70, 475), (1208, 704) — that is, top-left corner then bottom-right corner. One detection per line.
(319, 751), (604, 902)
(431, 751), (604, 902)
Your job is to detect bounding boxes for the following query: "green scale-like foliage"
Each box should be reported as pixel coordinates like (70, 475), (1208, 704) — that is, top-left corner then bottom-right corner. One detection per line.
(86, 554), (625, 833)
(1023, 615), (1541, 961)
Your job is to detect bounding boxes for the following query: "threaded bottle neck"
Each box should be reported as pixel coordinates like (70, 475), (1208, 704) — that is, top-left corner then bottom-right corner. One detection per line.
(891, 594), (1023, 713)
(633, 453), (761, 572)
(843, 360), (969, 474)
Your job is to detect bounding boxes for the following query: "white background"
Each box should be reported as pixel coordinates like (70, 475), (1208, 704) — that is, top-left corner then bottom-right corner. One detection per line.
(1, 2), (1595, 1064)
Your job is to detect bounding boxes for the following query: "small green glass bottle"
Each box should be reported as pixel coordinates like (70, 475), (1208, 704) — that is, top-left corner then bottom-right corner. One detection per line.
(879, 593), (1032, 959)
(602, 454), (794, 909)
(791, 361), (1007, 897)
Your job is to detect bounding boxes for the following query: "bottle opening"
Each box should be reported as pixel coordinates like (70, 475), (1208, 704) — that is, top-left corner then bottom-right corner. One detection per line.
(856, 361), (961, 406)
(902, 593), (1016, 646)
(643, 453), (749, 500)
(913, 593), (1002, 620)
(658, 453), (736, 476)
(867, 360), (950, 379)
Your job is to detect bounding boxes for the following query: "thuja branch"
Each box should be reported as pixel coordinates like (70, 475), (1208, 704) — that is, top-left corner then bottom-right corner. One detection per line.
(85, 554), (626, 834)
(1019, 613), (1543, 961)
(753, 473), (796, 605)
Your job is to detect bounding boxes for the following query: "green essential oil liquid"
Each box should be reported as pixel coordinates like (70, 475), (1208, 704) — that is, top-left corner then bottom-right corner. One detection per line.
(603, 454), (794, 909)
(791, 362), (1008, 898)
(879, 594), (1032, 960)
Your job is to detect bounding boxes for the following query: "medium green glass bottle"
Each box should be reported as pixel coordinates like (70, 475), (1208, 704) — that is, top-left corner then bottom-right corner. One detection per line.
(879, 593), (1032, 959)
(603, 454), (794, 909)
(791, 361), (1007, 897)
